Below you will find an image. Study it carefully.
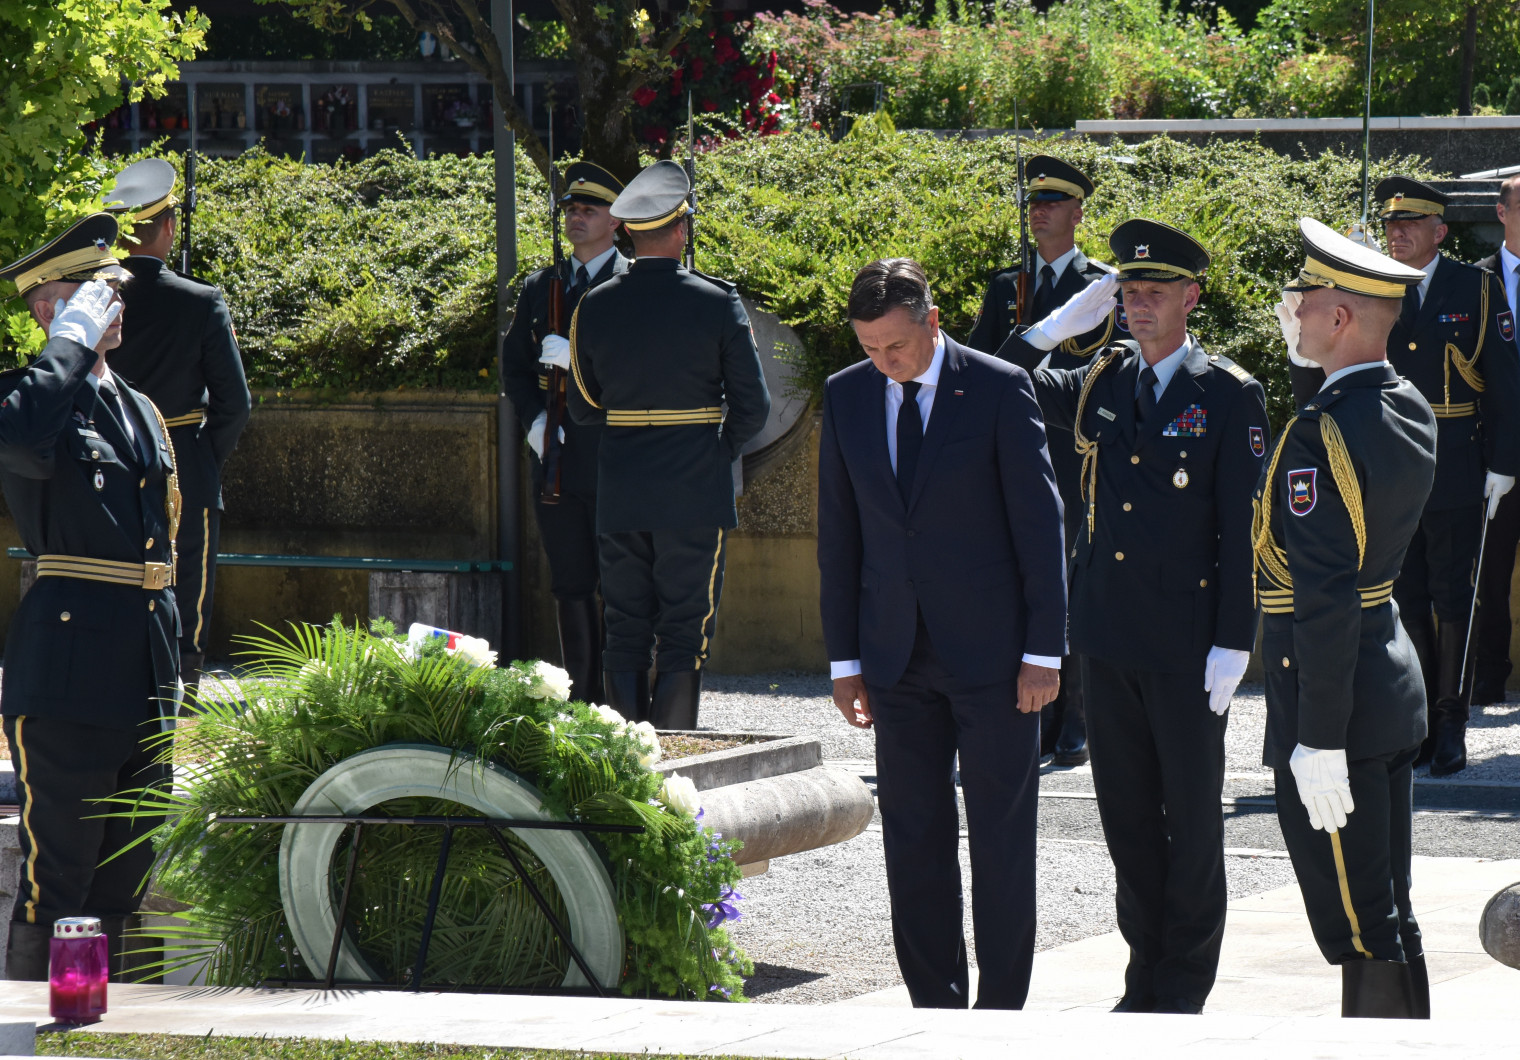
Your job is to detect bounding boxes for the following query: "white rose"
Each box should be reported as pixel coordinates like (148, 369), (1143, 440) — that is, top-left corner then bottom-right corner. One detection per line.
(591, 703), (626, 727)
(453, 635), (499, 669)
(530, 660), (573, 701)
(659, 773), (701, 817)
(629, 721), (661, 767)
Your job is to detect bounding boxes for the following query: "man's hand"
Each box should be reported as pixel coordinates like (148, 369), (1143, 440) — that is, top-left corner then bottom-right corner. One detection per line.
(1485, 471), (1514, 520)
(1202, 645), (1249, 716)
(1027, 274), (1118, 351)
(1016, 662), (1060, 714)
(539, 334), (571, 370)
(833, 674), (872, 729)
(50, 279), (121, 352)
(1274, 290), (1319, 369)
(1289, 744), (1354, 833)
(526, 411), (548, 459)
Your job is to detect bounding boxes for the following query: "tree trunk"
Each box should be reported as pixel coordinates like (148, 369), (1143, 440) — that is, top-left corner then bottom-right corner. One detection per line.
(565, 13), (642, 182)
(1458, 2), (1479, 115)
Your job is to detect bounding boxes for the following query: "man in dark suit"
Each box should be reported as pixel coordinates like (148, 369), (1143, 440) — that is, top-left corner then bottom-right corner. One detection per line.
(503, 161), (629, 704)
(819, 258), (1066, 1009)
(0, 215), (180, 980)
(1260, 218), (1434, 1017)
(1472, 173), (1520, 706)
(969, 155), (1114, 767)
(1027, 220), (1268, 1013)
(103, 159), (251, 694)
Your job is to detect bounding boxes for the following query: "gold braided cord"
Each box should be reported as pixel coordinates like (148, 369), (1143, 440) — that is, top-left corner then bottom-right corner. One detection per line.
(567, 302), (602, 410)
(1061, 311), (1116, 358)
(145, 397), (182, 584)
(1251, 416), (1298, 601)
(1447, 274), (1490, 393)
(1318, 414), (1365, 571)
(1072, 348), (1121, 541)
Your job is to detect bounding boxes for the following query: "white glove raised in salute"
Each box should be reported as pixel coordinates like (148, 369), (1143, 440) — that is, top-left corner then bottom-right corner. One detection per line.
(1202, 645), (1249, 716)
(539, 334), (571, 371)
(1025, 273), (1119, 352)
(1274, 289), (1320, 369)
(50, 279), (121, 352)
(1289, 744), (1354, 833)
(1485, 471), (1515, 520)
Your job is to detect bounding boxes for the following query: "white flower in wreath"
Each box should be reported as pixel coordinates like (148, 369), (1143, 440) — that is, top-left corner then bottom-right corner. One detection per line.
(591, 703), (625, 727)
(659, 773), (701, 817)
(529, 660), (573, 700)
(629, 720), (661, 768)
(453, 635), (499, 669)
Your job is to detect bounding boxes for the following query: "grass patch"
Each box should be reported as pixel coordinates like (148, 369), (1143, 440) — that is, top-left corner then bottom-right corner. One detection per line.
(38, 1032), (794, 1060)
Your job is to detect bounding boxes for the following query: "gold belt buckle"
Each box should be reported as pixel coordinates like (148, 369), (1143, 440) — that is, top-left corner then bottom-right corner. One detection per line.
(141, 562), (171, 590)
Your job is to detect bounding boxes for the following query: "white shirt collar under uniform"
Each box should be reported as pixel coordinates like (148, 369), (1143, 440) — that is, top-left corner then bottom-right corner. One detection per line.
(572, 245), (618, 282)
(1499, 244), (1520, 320)
(1137, 336), (1193, 401)
(1320, 361), (1386, 391)
(1414, 254), (1440, 306)
(1035, 246), (1079, 286)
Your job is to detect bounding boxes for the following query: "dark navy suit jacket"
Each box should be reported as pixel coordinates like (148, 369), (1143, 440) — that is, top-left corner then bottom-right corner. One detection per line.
(817, 335), (1068, 689)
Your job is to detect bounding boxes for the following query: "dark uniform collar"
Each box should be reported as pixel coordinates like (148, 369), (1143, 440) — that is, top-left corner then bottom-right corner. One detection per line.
(630, 256), (681, 273)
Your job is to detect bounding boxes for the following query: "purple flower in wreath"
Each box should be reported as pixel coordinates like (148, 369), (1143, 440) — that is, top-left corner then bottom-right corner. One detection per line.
(703, 887), (744, 928)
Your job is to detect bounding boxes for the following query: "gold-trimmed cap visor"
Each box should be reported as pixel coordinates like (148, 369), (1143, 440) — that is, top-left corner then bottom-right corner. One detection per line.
(103, 158), (179, 223)
(1285, 217), (1425, 299)
(560, 161), (624, 206)
(0, 213), (123, 296)
(610, 159), (692, 229)
(1024, 155), (1093, 201)
(1372, 176), (1449, 221)
(1109, 218), (1209, 283)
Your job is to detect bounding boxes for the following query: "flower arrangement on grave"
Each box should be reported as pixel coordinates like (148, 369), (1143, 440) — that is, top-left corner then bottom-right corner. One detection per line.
(124, 618), (751, 999)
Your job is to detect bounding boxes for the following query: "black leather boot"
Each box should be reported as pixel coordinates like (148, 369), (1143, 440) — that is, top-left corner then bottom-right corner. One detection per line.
(556, 598), (604, 705)
(1341, 959), (1416, 1018)
(1430, 622), (1471, 777)
(5, 921), (51, 981)
(650, 670), (702, 732)
(1407, 953), (1431, 1019)
(1053, 680), (1088, 767)
(604, 670), (650, 723)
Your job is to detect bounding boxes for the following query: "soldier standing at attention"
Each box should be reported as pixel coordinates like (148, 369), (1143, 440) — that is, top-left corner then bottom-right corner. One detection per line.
(502, 161), (629, 705)
(103, 159), (250, 694)
(1027, 220), (1268, 1014)
(1375, 177), (1520, 776)
(0, 215), (180, 979)
(1259, 219), (1434, 1018)
(567, 161), (770, 727)
(980, 156), (1116, 767)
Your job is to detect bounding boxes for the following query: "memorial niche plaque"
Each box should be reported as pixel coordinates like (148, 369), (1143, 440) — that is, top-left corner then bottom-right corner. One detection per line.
(199, 83), (247, 134)
(312, 83), (359, 137)
(256, 84), (304, 134)
(422, 84), (473, 132)
(367, 83), (415, 132)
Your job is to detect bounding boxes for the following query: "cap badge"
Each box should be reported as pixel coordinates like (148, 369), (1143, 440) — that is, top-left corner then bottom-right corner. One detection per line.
(93, 238), (108, 251)
(1393, 193), (1405, 202)
(1135, 244), (1150, 260)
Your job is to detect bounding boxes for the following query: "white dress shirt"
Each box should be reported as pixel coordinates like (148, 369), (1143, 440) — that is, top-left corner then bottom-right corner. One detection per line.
(1137, 337), (1193, 401)
(572, 244), (618, 284)
(831, 331), (1062, 680)
(1500, 244), (1520, 321)
(1320, 360), (1386, 391)
(1413, 254), (1440, 308)
(1035, 245), (1079, 288)
(85, 366), (139, 454)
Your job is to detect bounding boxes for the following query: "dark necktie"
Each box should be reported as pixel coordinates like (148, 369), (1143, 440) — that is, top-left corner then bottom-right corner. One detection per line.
(896, 380), (923, 504)
(575, 263), (590, 291)
(1032, 263), (1057, 321)
(97, 380), (140, 465)
(1137, 365), (1158, 426)
(1400, 284), (1420, 331)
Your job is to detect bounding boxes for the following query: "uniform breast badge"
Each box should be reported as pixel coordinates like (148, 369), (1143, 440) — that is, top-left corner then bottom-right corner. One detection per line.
(93, 469), (104, 491)
(1288, 468), (1317, 515)
(1172, 468), (1189, 489)
(1163, 404), (1208, 437)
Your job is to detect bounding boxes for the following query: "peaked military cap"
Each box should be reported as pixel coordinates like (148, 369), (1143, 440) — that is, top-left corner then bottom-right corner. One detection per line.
(0, 213), (126, 297)
(610, 159), (691, 231)
(1286, 216), (1425, 300)
(1109, 219), (1209, 282)
(103, 158), (179, 224)
(1025, 155), (1094, 201)
(560, 161), (623, 207)
(1375, 176), (1448, 221)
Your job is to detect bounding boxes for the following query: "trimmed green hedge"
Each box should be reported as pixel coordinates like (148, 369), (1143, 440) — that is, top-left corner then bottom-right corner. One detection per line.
(167, 132), (1456, 424)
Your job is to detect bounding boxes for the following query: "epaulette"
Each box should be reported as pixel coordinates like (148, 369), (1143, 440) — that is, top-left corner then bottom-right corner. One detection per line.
(1088, 260), (1119, 276)
(1104, 340), (1140, 358)
(1205, 353), (1253, 385)
(1295, 384), (1352, 421)
(690, 268), (737, 293)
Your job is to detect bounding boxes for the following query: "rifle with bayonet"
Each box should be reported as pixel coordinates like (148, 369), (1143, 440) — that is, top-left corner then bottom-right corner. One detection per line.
(540, 104), (568, 505)
(1012, 99), (1034, 326)
(1353, 0), (1377, 246)
(180, 147), (196, 274)
(684, 92), (697, 270)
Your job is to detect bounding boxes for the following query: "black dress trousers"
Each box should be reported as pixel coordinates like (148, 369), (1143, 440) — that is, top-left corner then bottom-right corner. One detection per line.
(1082, 655), (1228, 1008)
(1396, 503), (1484, 623)
(174, 504), (220, 655)
(867, 616), (1040, 1010)
(1475, 487), (1520, 695)
(1274, 747), (1422, 965)
(598, 526), (727, 673)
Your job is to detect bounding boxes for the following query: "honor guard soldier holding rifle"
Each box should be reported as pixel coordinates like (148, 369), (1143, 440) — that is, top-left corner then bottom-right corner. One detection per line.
(502, 161), (629, 705)
(568, 160), (770, 727)
(102, 159), (250, 696)
(0, 214), (181, 980)
(971, 155), (1114, 767)
(1260, 219), (1435, 1018)
(1026, 219), (1268, 1014)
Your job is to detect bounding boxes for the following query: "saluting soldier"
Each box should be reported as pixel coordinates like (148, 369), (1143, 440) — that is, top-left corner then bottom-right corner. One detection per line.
(1259, 219), (1434, 1018)
(1373, 177), (1520, 776)
(0, 215), (181, 980)
(102, 159), (251, 694)
(980, 156), (1117, 766)
(1028, 220), (1268, 1013)
(502, 161), (629, 705)
(567, 161), (771, 727)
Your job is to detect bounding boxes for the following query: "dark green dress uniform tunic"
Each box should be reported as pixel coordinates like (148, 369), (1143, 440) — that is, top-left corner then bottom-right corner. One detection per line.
(0, 334), (179, 953)
(1256, 362), (1436, 966)
(567, 257), (770, 673)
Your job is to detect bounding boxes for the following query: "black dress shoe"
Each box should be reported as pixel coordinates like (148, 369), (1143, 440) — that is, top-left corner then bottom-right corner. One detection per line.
(1151, 997), (1203, 1014)
(1111, 993), (1155, 1013)
(1341, 959), (1416, 1018)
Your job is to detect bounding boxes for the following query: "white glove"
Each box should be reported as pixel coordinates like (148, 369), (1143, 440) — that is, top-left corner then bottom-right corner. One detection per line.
(539, 334), (571, 370)
(1202, 645), (1249, 716)
(526, 411), (548, 459)
(1274, 290), (1319, 369)
(1025, 274), (1119, 352)
(1289, 744), (1354, 833)
(49, 279), (121, 350)
(1486, 471), (1515, 520)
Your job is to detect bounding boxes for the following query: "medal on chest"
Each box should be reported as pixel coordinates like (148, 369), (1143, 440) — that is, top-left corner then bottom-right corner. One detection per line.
(1172, 468), (1189, 489)
(93, 469), (105, 491)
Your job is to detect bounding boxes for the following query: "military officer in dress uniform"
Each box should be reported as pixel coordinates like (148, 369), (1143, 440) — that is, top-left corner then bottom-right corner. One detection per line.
(0, 214), (181, 980)
(1373, 177), (1520, 776)
(102, 159), (250, 695)
(567, 161), (770, 727)
(972, 155), (1115, 767)
(1027, 220), (1268, 1013)
(1259, 219), (1434, 1018)
(502, 161), (629, 705)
